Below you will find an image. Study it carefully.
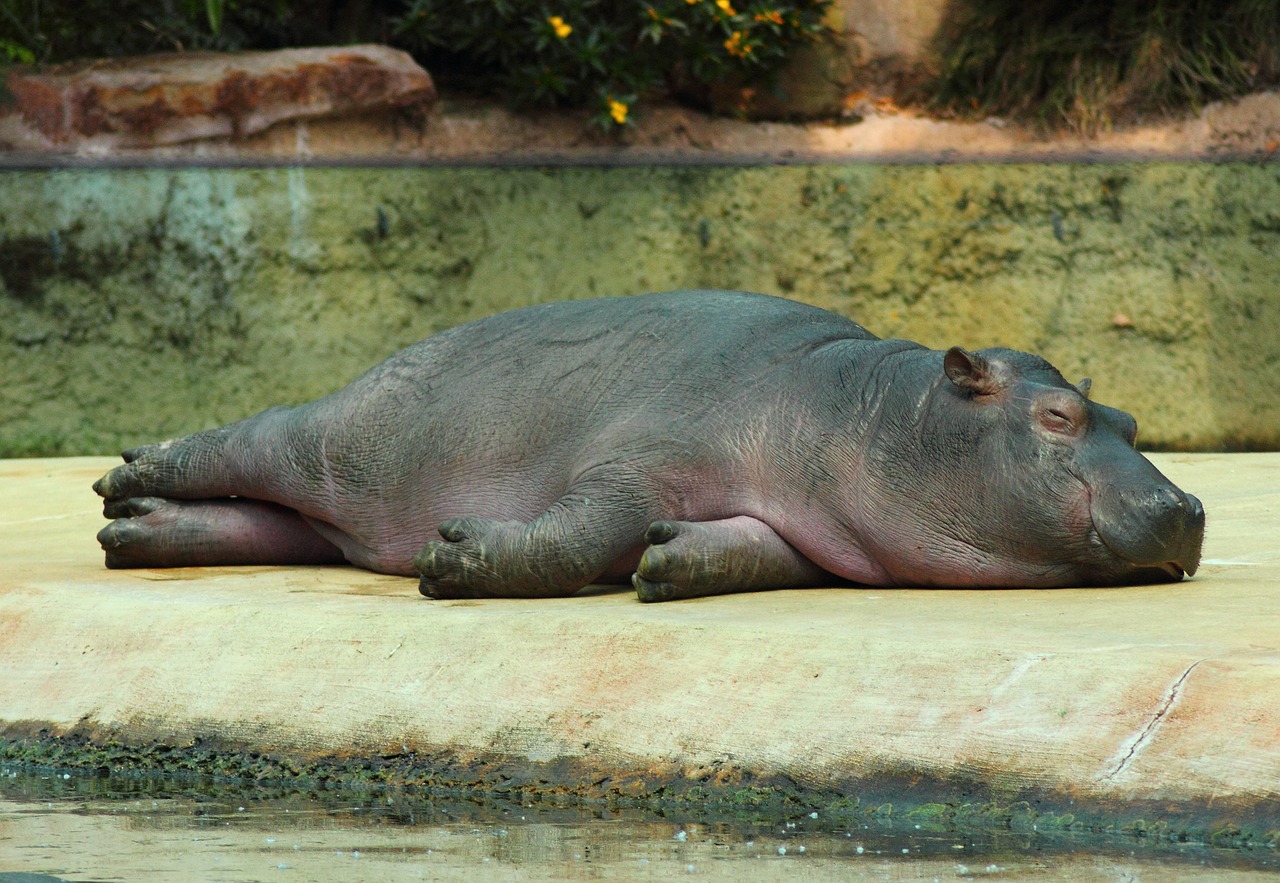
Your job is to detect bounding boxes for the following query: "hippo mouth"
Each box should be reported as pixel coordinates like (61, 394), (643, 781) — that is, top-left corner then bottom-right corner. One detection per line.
(1116, 559), (1188, 584)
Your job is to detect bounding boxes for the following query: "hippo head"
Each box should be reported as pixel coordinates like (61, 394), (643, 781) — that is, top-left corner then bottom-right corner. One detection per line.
(855, 346), (1205, 588)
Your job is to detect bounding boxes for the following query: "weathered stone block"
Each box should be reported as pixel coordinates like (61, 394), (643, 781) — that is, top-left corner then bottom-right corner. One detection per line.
(0, 45), (436, 152)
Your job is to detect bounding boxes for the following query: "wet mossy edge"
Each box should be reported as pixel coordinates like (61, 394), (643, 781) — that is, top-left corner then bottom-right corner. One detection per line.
(3, 725), (1277, 855)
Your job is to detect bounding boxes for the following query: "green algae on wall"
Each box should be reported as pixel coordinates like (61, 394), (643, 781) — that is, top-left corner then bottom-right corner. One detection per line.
(1, 162), (1277, 455)
(5, 732), (1279, 851)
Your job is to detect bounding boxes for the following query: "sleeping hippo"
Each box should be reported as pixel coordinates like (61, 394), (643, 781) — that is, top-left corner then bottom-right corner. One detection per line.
(94, 290), (1205, 601)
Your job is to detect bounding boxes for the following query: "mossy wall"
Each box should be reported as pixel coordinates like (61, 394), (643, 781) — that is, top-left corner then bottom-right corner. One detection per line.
(1, 163), (1277, 455)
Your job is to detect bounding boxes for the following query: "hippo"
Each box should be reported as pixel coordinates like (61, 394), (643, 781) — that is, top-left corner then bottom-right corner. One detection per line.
(94, 290), (1205, 602)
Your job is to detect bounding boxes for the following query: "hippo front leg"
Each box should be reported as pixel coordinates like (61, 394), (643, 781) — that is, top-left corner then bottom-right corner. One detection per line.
(415, 472), (655, 599)
(633, 516), (833, 602)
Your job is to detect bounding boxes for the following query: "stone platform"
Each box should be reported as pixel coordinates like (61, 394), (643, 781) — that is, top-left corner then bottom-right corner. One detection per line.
(1, 455), (1277, 840)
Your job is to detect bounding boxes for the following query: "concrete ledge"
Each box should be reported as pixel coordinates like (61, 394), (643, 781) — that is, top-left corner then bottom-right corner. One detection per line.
(2, 455), (1278, 840)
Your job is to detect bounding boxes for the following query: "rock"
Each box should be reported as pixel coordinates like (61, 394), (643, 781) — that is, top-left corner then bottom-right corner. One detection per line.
(0, 45), (436, 152)
(837, 0), (947, 66)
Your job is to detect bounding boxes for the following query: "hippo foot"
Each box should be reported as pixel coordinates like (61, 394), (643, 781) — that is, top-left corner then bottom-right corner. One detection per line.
(633, 517), (833, 602)
(94, 423), (245, 503)
(633, 520), (732, 602)
(98, 496), (173, 568)
(93, 442), (183, 500)
(97, 496), (344, 568)
(415, 517), (516, 599)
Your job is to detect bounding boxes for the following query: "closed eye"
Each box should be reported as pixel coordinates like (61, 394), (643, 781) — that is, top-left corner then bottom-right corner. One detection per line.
(1042, 407), (1076, 434)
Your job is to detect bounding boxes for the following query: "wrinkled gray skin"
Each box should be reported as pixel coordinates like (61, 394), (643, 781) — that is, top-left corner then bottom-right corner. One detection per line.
(95, 290), (1205, 602)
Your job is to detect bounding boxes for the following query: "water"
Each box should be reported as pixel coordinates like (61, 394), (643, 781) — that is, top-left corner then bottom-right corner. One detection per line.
(1, 770), (1275, 881)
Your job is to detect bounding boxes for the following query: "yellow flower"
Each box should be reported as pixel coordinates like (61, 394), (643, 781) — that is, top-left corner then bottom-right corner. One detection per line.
(647, 6), (674, 26)
(548, 15), (572, 38)
(609, 99), (629, 125)
(724, 30), (751, 56)
(715, 0), (735, 13)
(754, 9), (783, 24)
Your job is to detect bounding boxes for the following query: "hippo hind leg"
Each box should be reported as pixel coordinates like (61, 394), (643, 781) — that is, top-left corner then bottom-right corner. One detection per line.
(93, 408), (296, 504)
(633, 516), (834, 602)
(94, 434), (233, 503)
(98, 497), (345, 568)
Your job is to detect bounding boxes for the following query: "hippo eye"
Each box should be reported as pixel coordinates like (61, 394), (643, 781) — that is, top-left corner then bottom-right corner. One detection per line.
(1040, 406), (1079, 435)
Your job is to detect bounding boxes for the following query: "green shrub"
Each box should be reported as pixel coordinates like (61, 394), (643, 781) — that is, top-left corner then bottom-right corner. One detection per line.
(394, 0), (831, 128)
(1, 0), (828, 126)
(929, 0), (1280, 132)
(0, 0), (306, 62)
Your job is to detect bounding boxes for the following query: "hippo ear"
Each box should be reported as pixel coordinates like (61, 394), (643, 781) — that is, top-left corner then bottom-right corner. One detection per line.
(943, 347), (1001, 396)
(1076, 377), (1093, 399)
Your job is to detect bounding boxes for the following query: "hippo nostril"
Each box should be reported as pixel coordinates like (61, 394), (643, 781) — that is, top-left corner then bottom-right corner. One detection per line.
(1154, 486), (1181, 511)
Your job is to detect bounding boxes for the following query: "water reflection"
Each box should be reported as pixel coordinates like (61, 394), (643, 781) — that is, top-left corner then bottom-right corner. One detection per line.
(0, 768), (1273, 881)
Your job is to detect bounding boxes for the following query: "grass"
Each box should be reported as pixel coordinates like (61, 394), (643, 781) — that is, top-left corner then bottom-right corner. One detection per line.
(927, 0), (1280, 132)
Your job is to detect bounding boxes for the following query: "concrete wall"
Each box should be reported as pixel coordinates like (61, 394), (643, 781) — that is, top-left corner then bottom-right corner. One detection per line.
(1, 162), (1277, 455)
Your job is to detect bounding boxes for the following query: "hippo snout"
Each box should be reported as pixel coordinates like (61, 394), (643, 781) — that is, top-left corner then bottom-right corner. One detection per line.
(1090, 480), (1205, 582)
(1141, 487), (1204, 578)
(1174, 491), (1205, 577)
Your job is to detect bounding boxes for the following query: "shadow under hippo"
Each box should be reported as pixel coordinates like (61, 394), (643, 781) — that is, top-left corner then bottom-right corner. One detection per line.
(94, 290), (1205, 602)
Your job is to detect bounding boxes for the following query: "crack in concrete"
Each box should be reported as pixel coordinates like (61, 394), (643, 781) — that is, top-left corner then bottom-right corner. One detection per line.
(989, 653), (1052, 700)
(1102, 658), (1207, 782)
